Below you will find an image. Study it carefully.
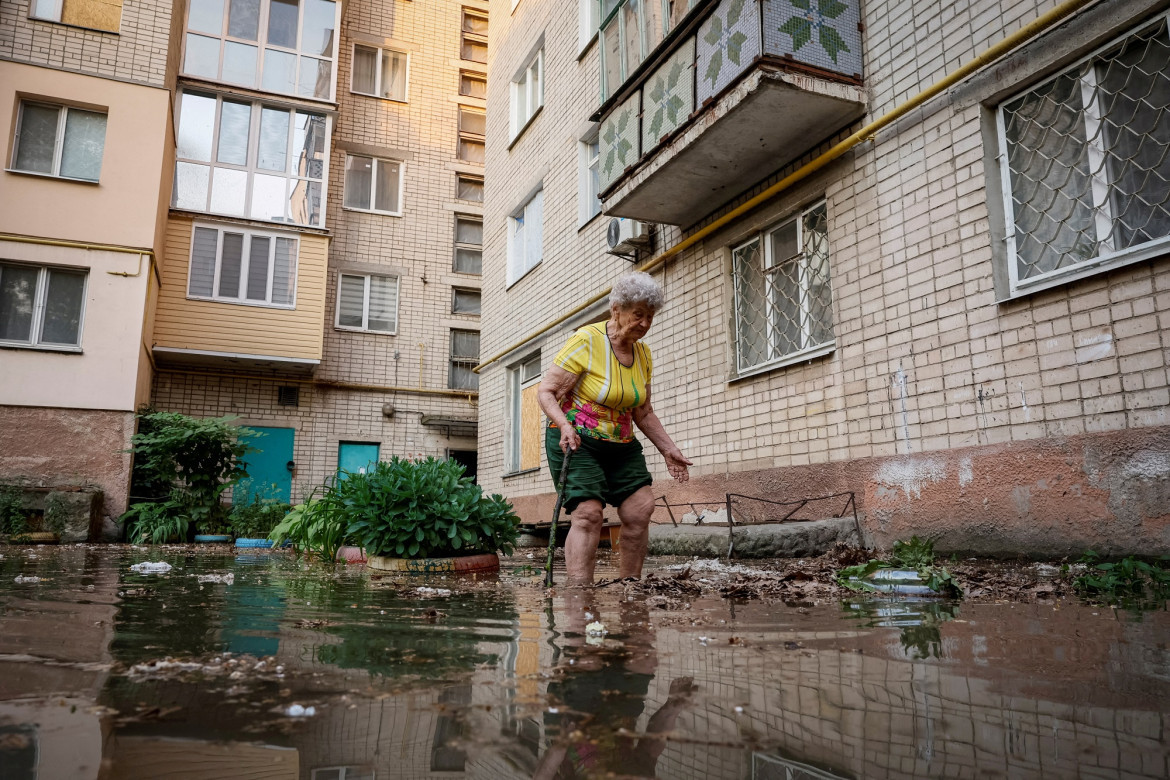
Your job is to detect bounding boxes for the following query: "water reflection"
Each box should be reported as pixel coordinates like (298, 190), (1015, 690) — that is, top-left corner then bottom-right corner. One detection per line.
(1, 548), (1168, 779)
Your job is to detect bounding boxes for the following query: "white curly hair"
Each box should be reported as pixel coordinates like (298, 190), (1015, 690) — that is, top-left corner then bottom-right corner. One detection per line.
(610, 271), (665, 311)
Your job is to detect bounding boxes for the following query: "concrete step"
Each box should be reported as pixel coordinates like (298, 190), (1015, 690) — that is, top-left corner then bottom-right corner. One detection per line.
(648, 516), (860, 558)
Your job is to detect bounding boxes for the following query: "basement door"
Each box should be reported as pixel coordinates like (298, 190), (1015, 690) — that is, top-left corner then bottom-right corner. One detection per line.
(338, 442), (380, 479)
(238, 426), (295, 503)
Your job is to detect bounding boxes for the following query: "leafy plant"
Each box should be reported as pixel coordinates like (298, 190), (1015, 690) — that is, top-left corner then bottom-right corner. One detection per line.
(269, 499), (347, 563)
(122, 410), (257, 538)
(1073, 551), (1170, 609)
(124, 500), (191, 544)
(0, 486), (26, 535)
(43, 493), (70, 536)
(229, 482), (291, 539)
(837, 536), (962, 597)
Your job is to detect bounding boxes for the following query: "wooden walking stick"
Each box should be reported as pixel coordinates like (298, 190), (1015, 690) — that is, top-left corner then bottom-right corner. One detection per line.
(544, 447), (574, 588)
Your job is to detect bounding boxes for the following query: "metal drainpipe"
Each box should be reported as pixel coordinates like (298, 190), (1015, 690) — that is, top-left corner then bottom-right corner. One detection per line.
(0, 233), (159, 283)
(473, 0), (1096, 373)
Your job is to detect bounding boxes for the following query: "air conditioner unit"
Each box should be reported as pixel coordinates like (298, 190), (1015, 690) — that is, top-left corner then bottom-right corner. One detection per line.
(607, 218), (650, 253)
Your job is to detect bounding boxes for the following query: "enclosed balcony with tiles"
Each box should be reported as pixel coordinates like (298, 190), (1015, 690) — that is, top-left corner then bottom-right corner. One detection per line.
(597, 0), (867, 227)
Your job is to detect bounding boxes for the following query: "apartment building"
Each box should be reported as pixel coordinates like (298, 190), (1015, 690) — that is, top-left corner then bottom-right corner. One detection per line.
(479, 0), (1170, 556)
(0, 0), (179, 534)
(148, 0), (490, 502)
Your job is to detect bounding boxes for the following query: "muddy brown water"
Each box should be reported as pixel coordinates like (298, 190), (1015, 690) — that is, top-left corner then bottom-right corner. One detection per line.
(0, 545), (1167, 779)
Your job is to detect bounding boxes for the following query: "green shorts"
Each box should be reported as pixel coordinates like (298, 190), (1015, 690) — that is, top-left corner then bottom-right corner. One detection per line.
(546, 427), (653, 514)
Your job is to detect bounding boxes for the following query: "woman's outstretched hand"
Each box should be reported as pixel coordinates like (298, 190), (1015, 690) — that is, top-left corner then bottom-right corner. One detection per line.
(663, 447), (692, 482)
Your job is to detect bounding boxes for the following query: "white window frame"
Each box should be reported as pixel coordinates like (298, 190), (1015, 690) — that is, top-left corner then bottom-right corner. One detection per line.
(29, 0), (64, 23)
(731, 200), (834, 377)
(173, 90), (330, 228)
(505, 353), (542, 473)
(995, 14), (1170, 298)
(334, 272), (399, 334)
(0, 262), (88, 351)
(578, 133), (601, 226)
(506, 189), (543, 287)
(349, 43), (410, 102)
(509, 48), (544, 141)
(9, 101), (107, 183)
(578, 0), (600, 55)
(180, 0), (342, 102)
(342, 154), (404, 216)
(187, 223), (299, 309)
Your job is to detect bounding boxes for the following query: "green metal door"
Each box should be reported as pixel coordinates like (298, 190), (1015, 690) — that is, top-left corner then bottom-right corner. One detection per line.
(338, 442), (380, 479)
(238, 426), (295, 503)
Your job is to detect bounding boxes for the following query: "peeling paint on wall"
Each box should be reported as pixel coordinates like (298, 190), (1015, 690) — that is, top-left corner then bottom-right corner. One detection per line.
(873, 456), (947, 500)
(959, 456), (974, 489)
(1075, 328), (1114, 363)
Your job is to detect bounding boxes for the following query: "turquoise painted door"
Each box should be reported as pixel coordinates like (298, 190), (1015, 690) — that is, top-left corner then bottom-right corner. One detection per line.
(238, 426), (295, 503)
(338, 442), (380, 479)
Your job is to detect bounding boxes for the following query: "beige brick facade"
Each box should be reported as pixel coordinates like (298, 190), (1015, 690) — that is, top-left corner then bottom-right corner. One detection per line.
(479, 0), (1170, 554)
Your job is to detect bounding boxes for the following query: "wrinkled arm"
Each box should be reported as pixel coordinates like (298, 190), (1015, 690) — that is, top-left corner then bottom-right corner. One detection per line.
(537, 365), (582, 453)
(632, 385), (691, 482)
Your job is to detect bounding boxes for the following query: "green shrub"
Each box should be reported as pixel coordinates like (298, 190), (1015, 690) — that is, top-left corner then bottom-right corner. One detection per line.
(269, 499), (346, 562)
(285, 457), (519, 562)
(229, 483), (292, 538)
(0, 487), (26, 535)
(122, 410), (257, 537)
(1074, 551), (1170, 609)
(125, 500), (191, 545)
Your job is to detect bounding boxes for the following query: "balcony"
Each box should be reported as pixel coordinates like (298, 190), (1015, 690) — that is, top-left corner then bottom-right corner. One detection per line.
(597, 0), (866, 228)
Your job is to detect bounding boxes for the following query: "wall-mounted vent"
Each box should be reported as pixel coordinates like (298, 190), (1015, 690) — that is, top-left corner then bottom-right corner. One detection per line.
(277, 386), (300, 407)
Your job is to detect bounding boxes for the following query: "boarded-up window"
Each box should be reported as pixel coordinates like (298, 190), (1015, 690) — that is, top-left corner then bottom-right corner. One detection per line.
(32, 0), (123, 33)
(506, 354), (542, 472)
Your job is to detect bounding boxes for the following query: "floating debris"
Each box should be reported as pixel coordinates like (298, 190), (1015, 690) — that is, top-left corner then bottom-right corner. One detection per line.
(415, 587), (451, 597)
(285, 704), (316, 717)
(130, 562), (173, 574)
(13, 576), (41, 584)
(196, 573), (235, 585)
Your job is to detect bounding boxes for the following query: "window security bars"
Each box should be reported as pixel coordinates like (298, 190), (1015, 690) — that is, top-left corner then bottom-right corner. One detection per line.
(998, 17), (1170, 293)
(731, 201), (833, 375)
(449, 329), (481, 390)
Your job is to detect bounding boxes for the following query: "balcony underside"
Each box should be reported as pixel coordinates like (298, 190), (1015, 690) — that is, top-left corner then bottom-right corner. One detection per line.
(153, 346), (319, 377)
(602, 68), (866, 228)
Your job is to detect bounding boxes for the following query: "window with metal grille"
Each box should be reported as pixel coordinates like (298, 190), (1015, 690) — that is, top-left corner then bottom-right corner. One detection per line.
(731, 201), (833, 375)
(997, 16), (1170, 295)
(453, 215), (482, 274)
(277, 385), (299, 406)
(449, 329), (480, 390)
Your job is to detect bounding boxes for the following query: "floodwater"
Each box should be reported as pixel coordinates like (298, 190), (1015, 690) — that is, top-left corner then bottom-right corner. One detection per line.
(1, 546), (1167, 780)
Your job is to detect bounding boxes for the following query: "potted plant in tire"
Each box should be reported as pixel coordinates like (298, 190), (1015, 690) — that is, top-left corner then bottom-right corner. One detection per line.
(327, 457), (519, 572)
(229, 483), (291, 548)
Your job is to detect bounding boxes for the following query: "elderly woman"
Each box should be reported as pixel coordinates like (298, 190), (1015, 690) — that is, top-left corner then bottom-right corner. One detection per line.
(537, 271), (692, 585)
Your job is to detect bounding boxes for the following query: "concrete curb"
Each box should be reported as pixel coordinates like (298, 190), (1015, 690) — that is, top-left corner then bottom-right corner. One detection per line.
(647, 516), (860, 558)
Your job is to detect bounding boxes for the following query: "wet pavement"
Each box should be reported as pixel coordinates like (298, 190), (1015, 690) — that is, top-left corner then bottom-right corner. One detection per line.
(1, 544), (1167, 779)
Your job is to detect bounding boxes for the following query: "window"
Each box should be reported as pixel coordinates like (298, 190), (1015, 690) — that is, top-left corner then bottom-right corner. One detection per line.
(343, 154), (402, 215)
(731, 201), (833, 375)
(510, 48), (543, 140)
(453, 215), (482, 274)
(448, 329), (480, 390)
(460, 9), (488, 63)
(506, 189), (543, 286)
(174, 91), (328, 227)
(997, 17), (1170, 295)
(182, 0), (339, 100)
(0, 262), (87, 349)
(456, 174), (484, 202)
(578, 135), (601, 224)
(30, 0), (122, 33)
(351, 44), (408, 101)
(458, 106), (486, 164)
(578, 0), (599, 55)
(506, 354), (542, 473)
(336, 273), (398, 333)
(188, 224), (298, 307)
(599, 0), (695, 100)
(459, 71), (487, 99)
(11, 102), (107, 182)
(452, 287), (480, 315)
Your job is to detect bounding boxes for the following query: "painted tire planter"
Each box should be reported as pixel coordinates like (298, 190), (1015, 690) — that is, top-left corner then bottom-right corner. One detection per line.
(235, 538), (275, 548)
(336, 545), (368, 564)
(367, 553), (500, 573)
(8, 532), (59, 545)
(194, 534), (231, 543)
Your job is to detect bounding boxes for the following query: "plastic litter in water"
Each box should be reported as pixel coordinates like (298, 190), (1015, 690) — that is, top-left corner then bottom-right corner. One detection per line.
(14, 576), (41, 584)
(196, 573), (235, 585)
(584, 621), (607, 637)
(130, 562), (173, 574)
(415, 587), (452, 597)
(285, 704), (316, 717)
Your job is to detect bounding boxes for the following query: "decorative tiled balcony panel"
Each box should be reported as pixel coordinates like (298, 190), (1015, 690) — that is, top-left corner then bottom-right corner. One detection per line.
(762, 0), (862, 78)
(643, 38), (697, 153)
(599, 91), (642, 192)
(696, 0), (763, 105)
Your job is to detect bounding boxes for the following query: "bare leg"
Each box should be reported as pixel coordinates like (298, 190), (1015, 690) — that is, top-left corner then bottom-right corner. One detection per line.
(616, 486), (656, 579)
(564, 499), (604, 585)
